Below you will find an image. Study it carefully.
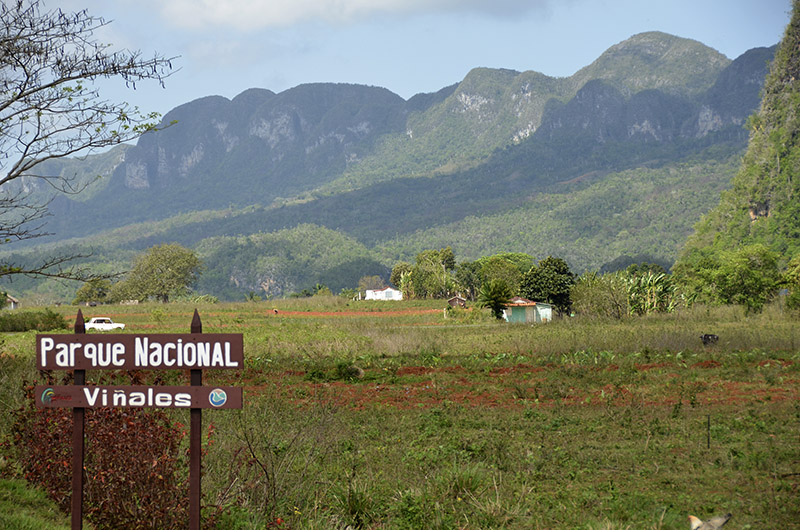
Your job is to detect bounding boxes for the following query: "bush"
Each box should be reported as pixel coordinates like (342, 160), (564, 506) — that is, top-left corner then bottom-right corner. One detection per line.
(10, 380), (199, 530)
(0, 310), (68, 332)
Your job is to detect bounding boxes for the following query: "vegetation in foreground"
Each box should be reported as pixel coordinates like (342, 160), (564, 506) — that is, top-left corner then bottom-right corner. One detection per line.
(0, 299), (798, 529)
(0, 479), (73, 530)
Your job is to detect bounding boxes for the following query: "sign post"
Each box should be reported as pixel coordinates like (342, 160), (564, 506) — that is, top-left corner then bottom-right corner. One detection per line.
(71, 310), (85, 530)
(190, 310), (203, 530)
(36, 311), (243, 530)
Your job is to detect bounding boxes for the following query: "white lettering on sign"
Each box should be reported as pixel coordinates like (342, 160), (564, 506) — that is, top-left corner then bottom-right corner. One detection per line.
(35, 385), (241, 409)
(82, 342), (125, 367)
(84, 387), (100, 407)
(37, 334), (242, 370)
(82, 386), (193, 408)
(40, 338), (79, 368)
(113, 390), (127, 407)
(134, 337), (239, 368)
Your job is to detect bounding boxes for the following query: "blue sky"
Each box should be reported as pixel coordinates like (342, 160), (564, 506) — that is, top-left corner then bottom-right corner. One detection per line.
(51, 0), (792, 117)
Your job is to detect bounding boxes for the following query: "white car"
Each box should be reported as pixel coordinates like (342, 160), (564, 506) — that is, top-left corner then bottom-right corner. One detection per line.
(85, 317), (125, 331)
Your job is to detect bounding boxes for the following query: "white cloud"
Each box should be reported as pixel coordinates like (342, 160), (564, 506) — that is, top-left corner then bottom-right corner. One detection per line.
(158, 0), (553, 30)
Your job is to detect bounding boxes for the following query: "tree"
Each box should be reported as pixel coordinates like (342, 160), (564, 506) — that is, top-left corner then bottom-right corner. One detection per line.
(477, 279), (512, 320)
(358, 275), (385, 293)
(313, 283), (333, 297)
(784, 254), (800, 309)
(571, 271), (629, 319)
(519, 256), (575, 315)
(408, 247), (457, 299)
(625, 271), (678, 315)
(713, 244), (781, 312)
(482, 252), (535, 275)
(0, 1), (174, 280)
(455, 260), (481, 301)
(390, 262), (412, 288)
(625, 262), (667, 277)
(671, 248), (721, 304)
(675, 244), (781, 312)
(478, 256), (524, 295)
(72, 278), (112, 305)
(117, 244), (202, 303)
(386, 249), (461, 300)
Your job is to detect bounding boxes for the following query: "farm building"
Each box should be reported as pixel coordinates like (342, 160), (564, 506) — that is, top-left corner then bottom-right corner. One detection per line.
(4, 294), (19, 310)
(502, 296), (552, 323)
(365, 286), (403, 301)
(447, 296), (467, 308)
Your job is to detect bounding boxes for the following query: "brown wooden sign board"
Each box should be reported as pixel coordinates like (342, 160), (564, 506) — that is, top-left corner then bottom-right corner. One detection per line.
(36, 333), (244, 370)
(44, 311), (239, 530)
(35, 385), (243, 409)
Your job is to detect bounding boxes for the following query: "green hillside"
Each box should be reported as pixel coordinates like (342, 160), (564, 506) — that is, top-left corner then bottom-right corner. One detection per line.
(195, 224), (387, 299)
(677, 1), (800, 261)
(569, 32), (730, 96)
(375, 151), (742, 272)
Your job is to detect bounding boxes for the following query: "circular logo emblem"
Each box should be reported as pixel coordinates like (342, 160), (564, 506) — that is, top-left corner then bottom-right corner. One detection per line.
(209, 388), (227, 407)
(41, 388), (55, 404)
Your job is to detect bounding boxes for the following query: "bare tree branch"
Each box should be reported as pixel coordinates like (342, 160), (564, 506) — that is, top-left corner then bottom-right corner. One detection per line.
(0, 0), (176, 282)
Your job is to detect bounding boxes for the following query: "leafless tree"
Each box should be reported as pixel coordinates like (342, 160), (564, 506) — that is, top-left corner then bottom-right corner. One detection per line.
(0, 0), (175, 280)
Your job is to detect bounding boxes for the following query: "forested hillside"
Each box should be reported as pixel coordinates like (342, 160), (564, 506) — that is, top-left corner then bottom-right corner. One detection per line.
(678, 9), (800, 260)
(0, 32), (778, 301)
(671, 1), (800, 308)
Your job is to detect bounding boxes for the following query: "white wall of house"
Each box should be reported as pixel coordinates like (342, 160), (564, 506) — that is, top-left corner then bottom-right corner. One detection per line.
(365, 287), (403, 301)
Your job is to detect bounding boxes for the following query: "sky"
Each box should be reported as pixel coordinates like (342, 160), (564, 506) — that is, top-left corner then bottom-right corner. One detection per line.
(50, 0), (793, 118)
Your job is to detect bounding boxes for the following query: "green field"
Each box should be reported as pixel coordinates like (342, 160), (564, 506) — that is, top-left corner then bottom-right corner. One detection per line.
(1, 298), (798, 529)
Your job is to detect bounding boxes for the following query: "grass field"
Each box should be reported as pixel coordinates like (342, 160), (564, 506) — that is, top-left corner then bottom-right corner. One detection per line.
(0, 479), (73, 530)
(1, 297), (799, 529)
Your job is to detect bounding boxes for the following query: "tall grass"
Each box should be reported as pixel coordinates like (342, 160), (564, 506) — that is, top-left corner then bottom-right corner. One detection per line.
(0, 479), (73, 530)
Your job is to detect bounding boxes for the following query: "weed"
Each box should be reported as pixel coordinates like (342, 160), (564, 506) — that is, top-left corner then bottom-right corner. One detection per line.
(336, 362), (365, 381)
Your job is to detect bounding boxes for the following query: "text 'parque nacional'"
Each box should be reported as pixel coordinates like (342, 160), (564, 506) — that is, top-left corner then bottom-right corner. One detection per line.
(36, 334), (244, 370)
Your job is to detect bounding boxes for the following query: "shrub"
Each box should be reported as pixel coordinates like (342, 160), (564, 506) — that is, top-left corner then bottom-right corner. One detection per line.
(0, 310), (68, 332)
(10, 380), (198, 530)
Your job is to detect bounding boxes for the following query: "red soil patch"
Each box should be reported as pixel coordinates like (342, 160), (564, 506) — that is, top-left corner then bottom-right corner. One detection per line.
(396, 366), (436, 376)
(758, 359), (794, 368)
(635, 363), (671, 371)
(270, 309), (440, 318)
(244, 361), (800, 411)
(297, 380), (518, 410)
(693, 360), (722, 369)
(485, 365), (550, 377)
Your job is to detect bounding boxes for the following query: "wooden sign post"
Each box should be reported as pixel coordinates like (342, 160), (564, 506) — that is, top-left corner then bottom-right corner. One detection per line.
(71, 310), (85, 530)
(35, 310), (243, 530)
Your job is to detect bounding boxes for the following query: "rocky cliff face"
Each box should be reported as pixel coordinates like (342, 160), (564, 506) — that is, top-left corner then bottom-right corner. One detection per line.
(37, 33), (774, 245)
(117, 85), (407, 194)
(539, 45), (775, 145)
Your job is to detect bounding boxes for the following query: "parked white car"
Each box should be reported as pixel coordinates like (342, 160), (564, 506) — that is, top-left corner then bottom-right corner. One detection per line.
(85, 317), (125, 331)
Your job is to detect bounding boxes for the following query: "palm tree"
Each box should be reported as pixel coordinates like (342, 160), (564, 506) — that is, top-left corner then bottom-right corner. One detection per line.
(477, 279), (513, 320)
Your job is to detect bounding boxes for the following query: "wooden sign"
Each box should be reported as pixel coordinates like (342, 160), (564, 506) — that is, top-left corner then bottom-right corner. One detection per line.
(47, 310), (239, 530)
(36, 333), (244, 370)
(35, 385), (243, 409)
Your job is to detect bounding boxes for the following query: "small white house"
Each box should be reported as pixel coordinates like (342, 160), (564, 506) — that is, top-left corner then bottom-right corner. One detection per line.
(365, 286), (403, 301)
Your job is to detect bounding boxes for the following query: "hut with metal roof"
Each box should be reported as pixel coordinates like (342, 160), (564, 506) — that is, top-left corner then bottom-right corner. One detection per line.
(502, 296), (552, 323)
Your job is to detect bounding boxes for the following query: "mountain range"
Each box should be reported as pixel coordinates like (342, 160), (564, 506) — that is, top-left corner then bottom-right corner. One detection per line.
(1, 32), (777, 301)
